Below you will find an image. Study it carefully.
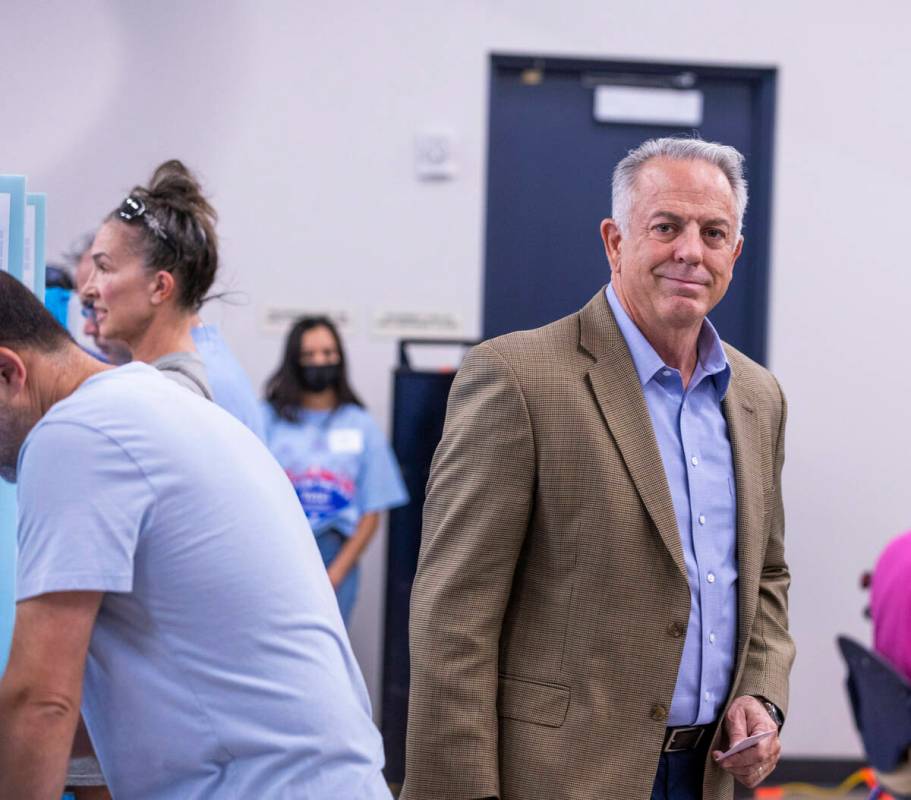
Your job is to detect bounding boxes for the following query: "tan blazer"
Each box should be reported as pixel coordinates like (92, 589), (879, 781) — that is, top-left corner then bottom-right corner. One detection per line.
(402, 289), (795, 800)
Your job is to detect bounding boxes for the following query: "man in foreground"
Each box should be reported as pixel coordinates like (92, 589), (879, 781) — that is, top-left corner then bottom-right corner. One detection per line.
(0, 271), (391, 799)
(403, 138), (794, 800)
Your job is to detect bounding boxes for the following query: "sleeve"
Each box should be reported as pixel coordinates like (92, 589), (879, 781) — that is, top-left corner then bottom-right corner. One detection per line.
(402, 343), (535, 800)
(356, 415), (408, 514)
(15, 422), (155, 601)
(734, 380), (796, 717)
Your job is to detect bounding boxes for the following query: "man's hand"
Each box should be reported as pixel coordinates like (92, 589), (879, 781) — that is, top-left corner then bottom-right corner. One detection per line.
(326, 562), (345, 591)
(0, 591), (102, 799)
(325, 513), (380, 591)
(712, 695), (781, 788)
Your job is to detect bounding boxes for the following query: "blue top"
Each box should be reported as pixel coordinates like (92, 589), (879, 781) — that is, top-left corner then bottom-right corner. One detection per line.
(606, 284), (737, 727)
(16, 364), (391, 799)
(192, 324), (265, 440)
(263, 403), (408, 537)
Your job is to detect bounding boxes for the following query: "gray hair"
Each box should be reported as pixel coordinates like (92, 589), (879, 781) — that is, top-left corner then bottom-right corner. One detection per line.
(611, 137), (748, 239)
(62, 231), (96, 268)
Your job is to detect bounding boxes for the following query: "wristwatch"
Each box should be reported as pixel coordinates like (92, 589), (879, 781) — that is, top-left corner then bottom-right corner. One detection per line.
(760, 699), (785, 731)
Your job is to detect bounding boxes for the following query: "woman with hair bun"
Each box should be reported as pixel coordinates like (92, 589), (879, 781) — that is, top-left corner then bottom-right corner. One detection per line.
(263, 316), (408, 625)
(83, 159), (217, 396)
(83, 161), (263, 438)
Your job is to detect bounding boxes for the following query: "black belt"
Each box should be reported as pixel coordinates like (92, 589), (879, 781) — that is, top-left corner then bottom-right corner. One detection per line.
(662, 724), (713, 753)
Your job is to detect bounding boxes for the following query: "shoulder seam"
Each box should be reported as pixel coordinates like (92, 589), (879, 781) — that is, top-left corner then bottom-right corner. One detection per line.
(25, 420), (159, 522)
(473, 341), (538, 461)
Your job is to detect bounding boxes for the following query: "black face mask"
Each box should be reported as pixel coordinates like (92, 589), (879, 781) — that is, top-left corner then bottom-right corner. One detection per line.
(296, 363), (341, 393)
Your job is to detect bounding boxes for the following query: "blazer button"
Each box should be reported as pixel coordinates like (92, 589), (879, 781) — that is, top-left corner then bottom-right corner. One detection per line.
(667, 622), (685, 638)
(651, 704), (668, 722)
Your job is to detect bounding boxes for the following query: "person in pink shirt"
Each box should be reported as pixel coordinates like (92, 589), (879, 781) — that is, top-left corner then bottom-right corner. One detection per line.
(871, 530), (911, 681)
(870, 529), (911, 796)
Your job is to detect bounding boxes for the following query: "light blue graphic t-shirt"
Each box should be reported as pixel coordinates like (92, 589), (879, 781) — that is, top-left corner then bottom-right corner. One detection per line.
(263, 403), (408, 537)
(16, 364), (391, 800)
(192, 324), (265, 440)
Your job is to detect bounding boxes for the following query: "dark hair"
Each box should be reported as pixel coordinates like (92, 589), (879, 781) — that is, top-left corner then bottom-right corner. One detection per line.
(45, 264), (75, 290)
(108, 159), (218, 311)
(265, 316), (363, 421)
(0, 272), (73, 352)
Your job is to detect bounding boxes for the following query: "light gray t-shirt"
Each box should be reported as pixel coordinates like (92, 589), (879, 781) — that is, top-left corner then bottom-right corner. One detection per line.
(16, 363), (390, 800)
(152, 350), (213, 400)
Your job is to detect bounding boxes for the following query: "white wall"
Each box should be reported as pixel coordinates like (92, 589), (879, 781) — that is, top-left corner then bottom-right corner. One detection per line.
(4, 0), (911, 758)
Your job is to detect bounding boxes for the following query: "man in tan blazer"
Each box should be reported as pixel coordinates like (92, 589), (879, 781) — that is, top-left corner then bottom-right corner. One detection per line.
(403, 137), (795, 800)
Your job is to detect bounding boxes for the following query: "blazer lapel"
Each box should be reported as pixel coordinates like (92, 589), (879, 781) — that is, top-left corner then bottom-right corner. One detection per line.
(580, 289), (687, 580)
(722, 369), (763, 659)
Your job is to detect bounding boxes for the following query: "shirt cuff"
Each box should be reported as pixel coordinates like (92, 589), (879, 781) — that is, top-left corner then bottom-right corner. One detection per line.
(17, 572), (133, 601)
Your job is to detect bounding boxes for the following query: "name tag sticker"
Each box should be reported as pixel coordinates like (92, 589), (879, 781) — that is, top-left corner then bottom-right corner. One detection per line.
(329, 429), (364, 454)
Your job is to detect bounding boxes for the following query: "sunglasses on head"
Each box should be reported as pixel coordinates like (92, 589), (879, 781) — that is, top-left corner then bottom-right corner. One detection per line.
(117, 195), (174, 248)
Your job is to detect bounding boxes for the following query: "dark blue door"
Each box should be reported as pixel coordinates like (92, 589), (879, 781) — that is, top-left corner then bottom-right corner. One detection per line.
(483, 55), (776, 364)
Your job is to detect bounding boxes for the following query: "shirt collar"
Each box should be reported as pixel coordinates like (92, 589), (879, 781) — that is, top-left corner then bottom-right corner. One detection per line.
(605, 283), (731, 399)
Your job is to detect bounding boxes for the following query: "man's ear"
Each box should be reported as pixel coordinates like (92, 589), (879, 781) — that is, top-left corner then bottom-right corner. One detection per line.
(0, 347), (27, 399)
(600, 218), (623, 273)
(731, 235), (744, 270)
(149, 270), (177, 306)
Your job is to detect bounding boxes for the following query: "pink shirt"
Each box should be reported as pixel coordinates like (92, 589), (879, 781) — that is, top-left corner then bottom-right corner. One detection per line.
(871, 530), (911, 682)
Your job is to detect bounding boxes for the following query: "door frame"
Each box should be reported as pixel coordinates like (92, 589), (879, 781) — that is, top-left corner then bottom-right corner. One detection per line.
(484, 53), (777, 364)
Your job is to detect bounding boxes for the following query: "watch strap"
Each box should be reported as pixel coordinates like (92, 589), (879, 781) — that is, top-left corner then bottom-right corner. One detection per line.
(761, 699), (784, 730)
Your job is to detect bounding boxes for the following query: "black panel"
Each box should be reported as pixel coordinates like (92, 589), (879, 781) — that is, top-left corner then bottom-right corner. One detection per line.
(381, 365), (458, 784)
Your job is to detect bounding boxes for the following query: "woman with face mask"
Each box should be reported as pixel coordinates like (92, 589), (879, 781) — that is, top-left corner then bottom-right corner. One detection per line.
(263, 317), (408, 625)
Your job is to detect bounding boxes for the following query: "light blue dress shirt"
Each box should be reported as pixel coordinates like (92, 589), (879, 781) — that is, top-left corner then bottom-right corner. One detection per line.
(606, 284), (737, 726)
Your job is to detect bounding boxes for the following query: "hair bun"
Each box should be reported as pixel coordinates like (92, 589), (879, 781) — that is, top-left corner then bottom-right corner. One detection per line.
(117, 159), (220, 310)
(145, 159), (217, 222)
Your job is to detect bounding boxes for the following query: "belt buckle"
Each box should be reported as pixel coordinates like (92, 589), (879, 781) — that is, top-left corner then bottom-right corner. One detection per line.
(664, 725), (704, 753)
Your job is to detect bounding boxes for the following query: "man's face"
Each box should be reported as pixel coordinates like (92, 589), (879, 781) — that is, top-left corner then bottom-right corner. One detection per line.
(603, 157), (743, 335)
(0, 356), (35, 484)
(75, 249), (102, 342)
(0, 402), (30, 483)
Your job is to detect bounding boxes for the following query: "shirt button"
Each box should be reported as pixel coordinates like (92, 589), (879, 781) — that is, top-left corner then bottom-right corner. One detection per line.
(707, 572), (716, 584)
(709, 632), (716, 644)
(691, 456), (699, 466)
(650, 703), (668, 722)
(662, 369), (672, 377)
(704, 691), (711, 701)
(698, 514), (706, 526)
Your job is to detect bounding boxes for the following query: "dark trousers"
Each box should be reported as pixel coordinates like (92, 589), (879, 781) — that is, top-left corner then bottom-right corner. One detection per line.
(650, 735), (711, 800)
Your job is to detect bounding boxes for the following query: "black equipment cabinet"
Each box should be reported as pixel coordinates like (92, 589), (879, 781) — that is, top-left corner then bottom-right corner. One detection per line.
(381, 339), (475, 785)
